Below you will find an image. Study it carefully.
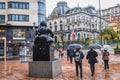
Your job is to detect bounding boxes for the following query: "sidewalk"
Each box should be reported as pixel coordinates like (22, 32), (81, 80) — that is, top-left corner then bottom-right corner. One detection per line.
(0, 55), (120, 80)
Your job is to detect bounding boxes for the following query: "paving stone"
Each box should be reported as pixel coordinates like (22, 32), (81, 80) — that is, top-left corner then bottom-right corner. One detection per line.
(0, 54), (120, 80)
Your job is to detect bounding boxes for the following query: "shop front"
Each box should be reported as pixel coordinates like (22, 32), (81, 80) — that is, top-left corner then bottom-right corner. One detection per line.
(7, 40), (30, 57)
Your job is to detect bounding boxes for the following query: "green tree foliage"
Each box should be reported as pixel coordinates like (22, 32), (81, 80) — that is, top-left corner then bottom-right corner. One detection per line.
(102, 27), (117, 40)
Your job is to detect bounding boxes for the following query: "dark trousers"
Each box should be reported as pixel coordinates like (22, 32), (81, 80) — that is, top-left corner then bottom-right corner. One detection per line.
(75, 61), (82, 77)
(104, 60), (109, 69)
(90, 63), (95, 76)
(69, 56), (73, 64)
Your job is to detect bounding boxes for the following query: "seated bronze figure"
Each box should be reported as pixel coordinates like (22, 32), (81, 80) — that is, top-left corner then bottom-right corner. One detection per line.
(33, 21), (54, 61)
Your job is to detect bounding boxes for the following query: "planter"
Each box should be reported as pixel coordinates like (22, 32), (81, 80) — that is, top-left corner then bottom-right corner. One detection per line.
(114, 50), (120, 54)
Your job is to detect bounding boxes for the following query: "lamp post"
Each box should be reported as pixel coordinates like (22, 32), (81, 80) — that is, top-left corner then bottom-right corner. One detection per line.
(61, 30), (65, 49)
(61, 25), (65, 49)
(117, 23), (119, 48)
(32, 22), (36, 46)
(99, 0), (102, 44)
(33, 22), (36, 32)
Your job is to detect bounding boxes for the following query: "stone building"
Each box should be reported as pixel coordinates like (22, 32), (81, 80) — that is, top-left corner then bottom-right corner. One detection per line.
(101, 4), (120, 36)
(47, 1), (108, 43)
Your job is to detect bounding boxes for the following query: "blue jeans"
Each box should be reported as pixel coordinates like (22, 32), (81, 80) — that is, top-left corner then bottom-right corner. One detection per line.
(69, 56), (73, 64)
(104, 60), (109, 69)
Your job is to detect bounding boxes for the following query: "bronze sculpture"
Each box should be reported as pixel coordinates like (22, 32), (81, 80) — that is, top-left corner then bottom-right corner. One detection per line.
(33, 21), (54, 61)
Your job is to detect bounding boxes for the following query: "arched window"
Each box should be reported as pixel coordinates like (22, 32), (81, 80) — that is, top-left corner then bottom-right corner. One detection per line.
(50, 26), (52, 30)
(60, 20), (62, 23)
(78, 33), (80, 38)
(60, 24), (63, 30)
(49, 22), (52, 25)
(68, 26), (70, 30)
(54, 26), (57, 31)
(54, 21), (57, 24)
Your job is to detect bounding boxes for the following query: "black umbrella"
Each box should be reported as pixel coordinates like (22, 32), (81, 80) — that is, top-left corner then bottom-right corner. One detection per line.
(68, 44), (83, 49)
(87, 44), (102, 49)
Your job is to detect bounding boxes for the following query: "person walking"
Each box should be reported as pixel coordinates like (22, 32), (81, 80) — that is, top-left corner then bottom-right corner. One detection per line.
(58, 47), (64, 58)
(74, 48), (84, 78)
(86, 48), (98, 76)
(102, 49), (109, 70)
(67, 47), (74, 64)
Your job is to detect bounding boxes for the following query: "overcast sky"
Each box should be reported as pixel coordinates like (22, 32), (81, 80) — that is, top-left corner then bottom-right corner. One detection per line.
(46, 0), (120, 17)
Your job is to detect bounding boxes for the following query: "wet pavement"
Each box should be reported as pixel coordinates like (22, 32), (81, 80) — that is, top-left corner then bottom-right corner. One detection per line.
(0, 54), (120, 80)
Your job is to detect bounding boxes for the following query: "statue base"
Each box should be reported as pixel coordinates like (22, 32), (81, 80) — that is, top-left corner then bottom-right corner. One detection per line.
(29, 59), (62, 78)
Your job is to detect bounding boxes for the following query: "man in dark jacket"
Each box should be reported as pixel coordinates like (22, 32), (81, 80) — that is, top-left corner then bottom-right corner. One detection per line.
(86, 48), (98, 76)
(67, 47), (74, 64)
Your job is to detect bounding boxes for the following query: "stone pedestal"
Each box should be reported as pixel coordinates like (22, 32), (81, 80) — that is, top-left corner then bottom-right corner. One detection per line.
(29, 59), (62, 78)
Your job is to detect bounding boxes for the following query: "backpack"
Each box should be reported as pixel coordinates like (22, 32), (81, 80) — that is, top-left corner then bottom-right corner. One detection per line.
(75, 51), (81, 62)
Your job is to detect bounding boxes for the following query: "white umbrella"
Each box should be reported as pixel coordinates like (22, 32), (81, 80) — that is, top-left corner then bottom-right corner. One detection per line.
(103, 45), (114, 54)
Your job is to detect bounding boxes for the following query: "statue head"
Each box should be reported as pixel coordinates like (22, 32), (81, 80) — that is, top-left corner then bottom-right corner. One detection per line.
(40, 21), (47, 27)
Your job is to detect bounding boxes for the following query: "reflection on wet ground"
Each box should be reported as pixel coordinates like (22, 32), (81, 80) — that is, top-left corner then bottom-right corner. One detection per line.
(0, 54), (120, 80)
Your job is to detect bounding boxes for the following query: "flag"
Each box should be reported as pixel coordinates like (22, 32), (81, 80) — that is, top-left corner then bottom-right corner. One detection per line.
(70, 29), (75, 37)
(68, 30), (71, 40)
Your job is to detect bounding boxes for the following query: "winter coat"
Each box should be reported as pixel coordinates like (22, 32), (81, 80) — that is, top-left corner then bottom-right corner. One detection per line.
(67, 48), (74, 57)
(86, 50), (98, 63)
(102, 51), (109, 60)
(58, 48), (63, 54)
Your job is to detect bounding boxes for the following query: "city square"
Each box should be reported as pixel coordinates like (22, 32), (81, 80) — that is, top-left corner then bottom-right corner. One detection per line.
(0, 0), (120, 80)
(0, 51), (120, 80)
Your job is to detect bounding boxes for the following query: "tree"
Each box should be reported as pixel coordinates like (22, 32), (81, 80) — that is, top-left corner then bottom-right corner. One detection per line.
(102, 27), (117, 44)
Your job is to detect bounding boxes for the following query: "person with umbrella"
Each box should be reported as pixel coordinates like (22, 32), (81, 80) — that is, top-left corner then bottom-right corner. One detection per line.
(67, 44), (83, 64)
(86, 48), (98, 76)
(102, 49), (110, 70)
(67, 47), (74, 64)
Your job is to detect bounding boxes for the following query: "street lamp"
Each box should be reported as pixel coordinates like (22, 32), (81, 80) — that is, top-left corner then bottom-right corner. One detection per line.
(60, 24), (65, 49)
(116, 23), (119, 48)
(33, 22), (36, 31)
(99, 0), (102, 44)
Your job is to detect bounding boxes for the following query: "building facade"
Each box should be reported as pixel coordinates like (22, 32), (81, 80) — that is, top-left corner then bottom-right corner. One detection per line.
(38, 0), (46, 25)
(0, 0), (38, 57)
(101, 4), (120, 36)
(101, 4), (120, 24)
(47, 1), (108, 44)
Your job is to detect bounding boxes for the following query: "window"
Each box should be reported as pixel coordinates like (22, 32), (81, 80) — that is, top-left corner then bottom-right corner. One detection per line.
(8, 2), (29, 9)
(68, 26), (70, 30)
(67, 18), (70, 22)
(0, 3), (5, 9)
(50, 26), (52, 30)
(78, 33), (80, 38)
(38, 15), (45, 22)
(49, 22), (52, 25)
(0, 15), (5, 23)
(8, 14), (29, 21)
(60, 24), (63, 30)
(38, 0), (45, 3)
(55, 26), (57, 31)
